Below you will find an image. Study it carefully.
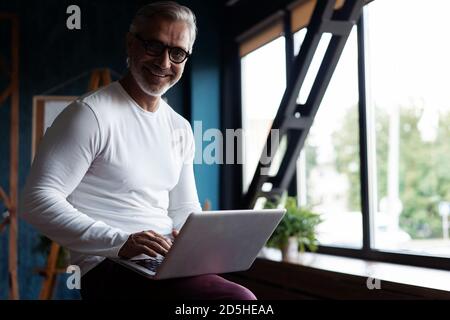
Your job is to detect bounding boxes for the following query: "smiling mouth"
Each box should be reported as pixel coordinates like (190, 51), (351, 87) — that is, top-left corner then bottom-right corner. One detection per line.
(143, 66), (169, 78)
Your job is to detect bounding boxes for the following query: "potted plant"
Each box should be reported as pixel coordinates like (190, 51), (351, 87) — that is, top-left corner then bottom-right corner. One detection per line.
(265, 196), (322, 261)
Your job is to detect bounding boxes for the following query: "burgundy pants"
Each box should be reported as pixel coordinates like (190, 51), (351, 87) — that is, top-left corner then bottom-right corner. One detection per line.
(80, 259), (257, 300)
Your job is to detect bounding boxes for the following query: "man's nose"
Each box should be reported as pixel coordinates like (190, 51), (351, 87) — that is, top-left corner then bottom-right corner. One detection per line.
(155, 48), (171, 69)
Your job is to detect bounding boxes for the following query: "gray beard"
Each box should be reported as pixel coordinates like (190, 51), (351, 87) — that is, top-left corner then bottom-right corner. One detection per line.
(130, 62), (174, 97)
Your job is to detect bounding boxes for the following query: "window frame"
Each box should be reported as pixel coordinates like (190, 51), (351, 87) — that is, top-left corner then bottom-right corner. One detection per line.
(225, 2), (450, 271)
(316, 6), (450, 270)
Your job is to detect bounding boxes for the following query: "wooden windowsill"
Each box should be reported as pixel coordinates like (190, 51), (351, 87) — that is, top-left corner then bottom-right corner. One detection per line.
(258, 248), (450, 293)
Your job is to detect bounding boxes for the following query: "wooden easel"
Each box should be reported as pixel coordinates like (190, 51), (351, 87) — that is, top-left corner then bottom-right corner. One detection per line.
(38, 68), (112, 300)
(0, 13), (20, 300)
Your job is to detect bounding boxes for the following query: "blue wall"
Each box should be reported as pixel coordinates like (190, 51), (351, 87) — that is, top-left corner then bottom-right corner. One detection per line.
(190, 2), (220, 211)
(0, 0), (221, 299)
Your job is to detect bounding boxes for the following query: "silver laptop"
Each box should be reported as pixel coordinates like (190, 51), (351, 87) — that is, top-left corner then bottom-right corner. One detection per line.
(111, 209), (285, 280)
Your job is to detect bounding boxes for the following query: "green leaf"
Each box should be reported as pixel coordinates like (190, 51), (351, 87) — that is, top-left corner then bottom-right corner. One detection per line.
(265, 196), (322, 252)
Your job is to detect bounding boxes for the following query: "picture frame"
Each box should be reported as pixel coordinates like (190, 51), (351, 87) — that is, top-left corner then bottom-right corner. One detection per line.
(31, 95), (78, 161)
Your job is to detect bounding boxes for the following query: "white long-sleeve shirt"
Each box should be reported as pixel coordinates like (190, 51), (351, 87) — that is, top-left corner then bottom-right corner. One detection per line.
(20, 81), (202, 275)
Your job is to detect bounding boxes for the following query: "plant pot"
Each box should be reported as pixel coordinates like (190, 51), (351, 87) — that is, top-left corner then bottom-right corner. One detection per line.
(281, 236), (299, 261)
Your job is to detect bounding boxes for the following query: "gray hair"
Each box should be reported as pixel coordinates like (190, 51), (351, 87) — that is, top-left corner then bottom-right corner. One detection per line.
(129, 1), (197, 51)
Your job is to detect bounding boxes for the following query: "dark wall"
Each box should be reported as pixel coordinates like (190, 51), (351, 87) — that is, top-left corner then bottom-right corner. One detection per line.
(0, 0), (221, 299)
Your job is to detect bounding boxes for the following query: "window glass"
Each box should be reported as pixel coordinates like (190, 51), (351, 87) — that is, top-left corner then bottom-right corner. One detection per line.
(241, 37), (286, 192)
(366, 0), (450, 257)
(295, 27), (362, 248)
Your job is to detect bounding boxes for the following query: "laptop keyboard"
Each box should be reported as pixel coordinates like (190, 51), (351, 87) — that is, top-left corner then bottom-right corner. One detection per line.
(132, 256), (164, 272)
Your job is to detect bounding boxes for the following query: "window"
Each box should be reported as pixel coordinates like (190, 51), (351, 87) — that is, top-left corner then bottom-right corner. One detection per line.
(365, 0), (450, 257)
(295, 27), (361, 248)
(241, 36), (286, 192)
(240, 23), (361, 247)
(235, 0), (450, 268)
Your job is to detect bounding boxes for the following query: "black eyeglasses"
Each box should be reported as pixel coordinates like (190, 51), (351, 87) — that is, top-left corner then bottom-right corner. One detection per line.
(133, 33), (190, 64)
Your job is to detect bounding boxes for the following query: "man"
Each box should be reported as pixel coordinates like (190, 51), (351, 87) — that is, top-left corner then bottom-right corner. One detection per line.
(20, 1), (256, 300)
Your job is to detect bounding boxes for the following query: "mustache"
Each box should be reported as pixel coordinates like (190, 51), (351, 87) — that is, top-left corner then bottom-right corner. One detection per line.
(143, 65), (173, 77)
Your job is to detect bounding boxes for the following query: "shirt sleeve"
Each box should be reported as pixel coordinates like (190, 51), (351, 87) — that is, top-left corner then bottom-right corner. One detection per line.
(168, 122), (202, 231)
(19, 101), (130, 257)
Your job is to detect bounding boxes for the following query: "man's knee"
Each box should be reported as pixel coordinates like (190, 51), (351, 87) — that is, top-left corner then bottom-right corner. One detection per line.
(162, 275), (258, 300)
(218, 279), (257, 300)
(229, 284), (257, 300)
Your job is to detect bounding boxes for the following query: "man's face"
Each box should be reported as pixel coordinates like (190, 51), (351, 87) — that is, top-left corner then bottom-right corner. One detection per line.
(127, 16), (191, 97)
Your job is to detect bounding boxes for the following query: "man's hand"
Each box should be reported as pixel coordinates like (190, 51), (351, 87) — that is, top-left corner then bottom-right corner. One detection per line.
(118, 230), (173, 259)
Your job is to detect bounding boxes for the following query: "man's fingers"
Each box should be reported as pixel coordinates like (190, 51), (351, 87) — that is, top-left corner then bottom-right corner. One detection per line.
(142, 231), (172, 250)
(135, 237), (168, 256)
(136, 244), (157, 258)
(172, 229), (179, 238)
(158, 236), (172, 249)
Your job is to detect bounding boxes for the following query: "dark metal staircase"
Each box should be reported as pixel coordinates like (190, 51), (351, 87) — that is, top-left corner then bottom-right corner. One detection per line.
(242, 0), (365, 208)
